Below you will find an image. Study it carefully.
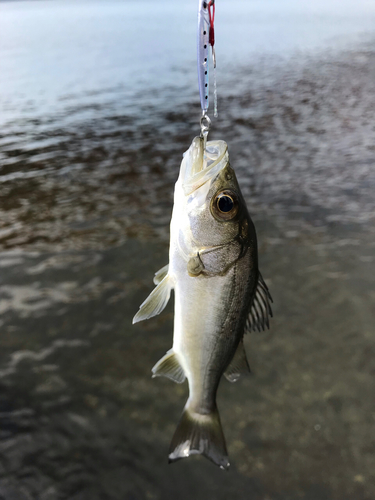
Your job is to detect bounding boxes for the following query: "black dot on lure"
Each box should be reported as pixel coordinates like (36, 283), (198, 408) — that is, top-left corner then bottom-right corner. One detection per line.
(203, 1), (207, 8)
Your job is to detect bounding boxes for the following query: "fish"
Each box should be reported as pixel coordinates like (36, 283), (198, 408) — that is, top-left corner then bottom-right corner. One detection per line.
(133, 137), (272, 469)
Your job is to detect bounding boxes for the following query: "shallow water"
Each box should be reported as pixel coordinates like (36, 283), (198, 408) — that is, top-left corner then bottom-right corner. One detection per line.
(0, 1), (375, 499)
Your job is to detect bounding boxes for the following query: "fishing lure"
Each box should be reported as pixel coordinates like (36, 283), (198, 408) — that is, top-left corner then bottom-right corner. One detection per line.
(197, 0), (217, 141)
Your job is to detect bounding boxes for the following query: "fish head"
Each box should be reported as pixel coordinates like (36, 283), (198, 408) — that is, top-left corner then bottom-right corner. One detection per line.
(175, 137), (253, 249)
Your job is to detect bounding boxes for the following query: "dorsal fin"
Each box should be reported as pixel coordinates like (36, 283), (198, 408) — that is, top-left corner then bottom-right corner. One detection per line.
(224, 340), (251, 382)
(245, 272), (273, 333)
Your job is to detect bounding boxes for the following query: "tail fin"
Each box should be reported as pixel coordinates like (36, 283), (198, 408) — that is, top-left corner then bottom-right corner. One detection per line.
(168, 404), (230, 470)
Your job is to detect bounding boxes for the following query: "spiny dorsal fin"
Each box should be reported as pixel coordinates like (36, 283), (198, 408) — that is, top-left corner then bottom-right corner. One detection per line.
(153, 264), (169, 285)
(132, 275), (172, 324)
(224, 340), (251, 382)
(245, 272), (273, 333)
(152, 349), (186, 384)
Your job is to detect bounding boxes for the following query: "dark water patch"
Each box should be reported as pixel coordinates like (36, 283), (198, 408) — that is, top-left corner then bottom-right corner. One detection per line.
(0, 233), (373, 498)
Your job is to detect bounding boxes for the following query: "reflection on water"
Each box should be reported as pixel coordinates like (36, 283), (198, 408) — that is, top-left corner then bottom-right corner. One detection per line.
(0, 0), (375, 499)
(1, 49), (375, 251)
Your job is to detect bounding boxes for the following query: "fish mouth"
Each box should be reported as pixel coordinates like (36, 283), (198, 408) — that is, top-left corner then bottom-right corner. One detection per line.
(180, 137), (228, 196)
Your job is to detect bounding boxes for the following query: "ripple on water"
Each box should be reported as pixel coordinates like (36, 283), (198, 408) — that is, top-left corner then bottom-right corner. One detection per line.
(1, 49), (375, 253)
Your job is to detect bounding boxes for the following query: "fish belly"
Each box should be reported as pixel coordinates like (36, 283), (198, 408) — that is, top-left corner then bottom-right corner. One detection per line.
(172, 256), (253, 414)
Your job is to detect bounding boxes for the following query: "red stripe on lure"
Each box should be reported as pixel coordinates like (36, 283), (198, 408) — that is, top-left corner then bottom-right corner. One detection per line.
(208, 0), (215, 49)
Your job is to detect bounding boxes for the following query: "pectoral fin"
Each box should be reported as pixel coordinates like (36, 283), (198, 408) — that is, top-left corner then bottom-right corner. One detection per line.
(224, 340), (251, 382)
(132, 275), (172, 324)
(152, 349), (186, 384)
(245, 272), (273, 333)
(153, 264), (169, 285)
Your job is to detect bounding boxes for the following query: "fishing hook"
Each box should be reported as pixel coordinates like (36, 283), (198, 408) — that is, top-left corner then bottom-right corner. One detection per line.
(200, 111), (211, 150)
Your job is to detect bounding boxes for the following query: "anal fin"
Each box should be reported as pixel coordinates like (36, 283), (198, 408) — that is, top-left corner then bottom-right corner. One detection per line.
(224, 340), (251, 382)
(152, 349), (186, 384)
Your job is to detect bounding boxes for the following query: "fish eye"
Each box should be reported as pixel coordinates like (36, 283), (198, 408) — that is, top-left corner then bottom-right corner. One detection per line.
(217, 194), (234, 213)
(211, 190), (239, 221)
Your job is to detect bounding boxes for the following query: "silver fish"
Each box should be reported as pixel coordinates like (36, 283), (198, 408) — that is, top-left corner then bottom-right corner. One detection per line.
(133, 137), (272, 469)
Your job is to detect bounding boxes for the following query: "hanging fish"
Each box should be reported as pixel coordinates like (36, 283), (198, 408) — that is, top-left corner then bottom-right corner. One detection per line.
(133, 138), (272, 469)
